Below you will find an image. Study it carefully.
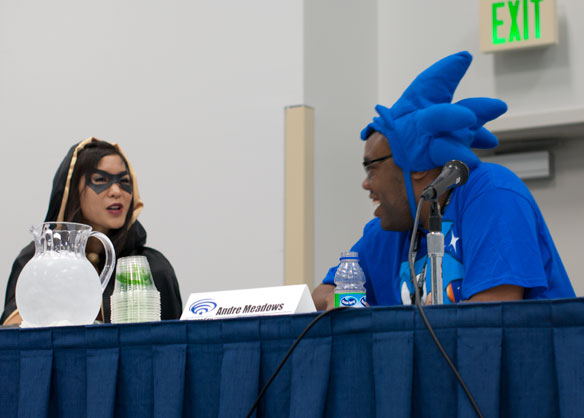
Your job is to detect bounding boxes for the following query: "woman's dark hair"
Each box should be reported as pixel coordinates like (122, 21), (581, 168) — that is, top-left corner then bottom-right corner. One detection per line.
(63, 141), (134, 255)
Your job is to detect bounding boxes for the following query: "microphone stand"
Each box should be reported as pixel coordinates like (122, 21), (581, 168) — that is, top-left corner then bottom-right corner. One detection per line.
(427, 199), (444, 305)
(408, 198), (483, 417)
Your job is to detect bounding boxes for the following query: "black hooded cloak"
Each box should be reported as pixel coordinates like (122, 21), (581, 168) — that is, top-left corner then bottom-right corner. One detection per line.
(1, 138), (182, 324)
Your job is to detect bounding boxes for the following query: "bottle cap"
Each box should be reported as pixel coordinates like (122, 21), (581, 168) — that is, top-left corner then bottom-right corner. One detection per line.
(339, 251), (359, 261)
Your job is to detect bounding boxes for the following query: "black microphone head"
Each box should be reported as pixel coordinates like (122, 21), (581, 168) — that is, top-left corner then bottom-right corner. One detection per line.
(421, 160), (470, 200)
(446, 160), (469, 186)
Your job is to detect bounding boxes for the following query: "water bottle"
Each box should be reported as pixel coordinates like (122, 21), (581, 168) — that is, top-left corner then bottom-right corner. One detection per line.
(334, 251), (367, 308)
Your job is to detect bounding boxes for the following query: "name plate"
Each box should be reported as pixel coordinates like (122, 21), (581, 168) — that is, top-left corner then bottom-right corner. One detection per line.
(180, 284), (316, 320)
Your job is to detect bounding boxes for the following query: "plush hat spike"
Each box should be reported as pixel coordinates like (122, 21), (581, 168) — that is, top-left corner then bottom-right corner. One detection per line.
(374, 105), (395, 127)
(455, 97), (507, 125)
(391, 51), (472, 118)
(472, 128), (500, 149)
(417, 103), (477, 134)
(455, 97), (508, 148)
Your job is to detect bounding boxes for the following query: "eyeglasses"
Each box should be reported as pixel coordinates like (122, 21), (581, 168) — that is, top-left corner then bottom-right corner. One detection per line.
(363, 154), (393, 177)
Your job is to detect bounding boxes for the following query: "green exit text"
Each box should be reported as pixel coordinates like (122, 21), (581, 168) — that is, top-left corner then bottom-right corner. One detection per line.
(492, 0), (544, 45)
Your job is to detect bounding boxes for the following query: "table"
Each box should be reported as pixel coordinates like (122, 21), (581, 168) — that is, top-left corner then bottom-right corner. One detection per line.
(1, 298), (583, 418)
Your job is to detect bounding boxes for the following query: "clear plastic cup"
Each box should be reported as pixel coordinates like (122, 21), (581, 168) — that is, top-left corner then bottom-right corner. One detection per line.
(114, 256), (155, 292)
(110, 256), (161, 323)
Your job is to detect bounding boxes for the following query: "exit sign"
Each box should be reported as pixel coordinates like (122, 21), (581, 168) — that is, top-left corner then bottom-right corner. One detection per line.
(479, 0), (558, 52)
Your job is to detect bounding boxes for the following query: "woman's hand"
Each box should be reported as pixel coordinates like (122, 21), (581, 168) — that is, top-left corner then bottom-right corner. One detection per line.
(3, 311), (23, 326)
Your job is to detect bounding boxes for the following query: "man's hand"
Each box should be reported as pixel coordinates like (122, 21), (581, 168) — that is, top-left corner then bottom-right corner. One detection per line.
(312, 284), (336, 311)
(467, 284), (524, 302)
(425, 285), (524, 305)
(425, 292), (432, 305)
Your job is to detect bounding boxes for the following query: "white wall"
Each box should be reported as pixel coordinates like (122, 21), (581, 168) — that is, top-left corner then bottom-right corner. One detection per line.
(0, 1), (304, 307)
(304, 0), (379, 285)
(526, 138), (584, 295)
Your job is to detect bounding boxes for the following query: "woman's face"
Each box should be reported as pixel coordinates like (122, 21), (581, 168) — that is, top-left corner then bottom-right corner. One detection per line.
(79, 154), (133, 234)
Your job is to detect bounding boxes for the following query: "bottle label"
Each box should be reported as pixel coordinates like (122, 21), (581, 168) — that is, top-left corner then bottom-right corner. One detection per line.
(335, 292), (367, 308)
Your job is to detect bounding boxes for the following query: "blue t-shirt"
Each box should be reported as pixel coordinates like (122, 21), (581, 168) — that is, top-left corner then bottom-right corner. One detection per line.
(323, 163), (575, 305)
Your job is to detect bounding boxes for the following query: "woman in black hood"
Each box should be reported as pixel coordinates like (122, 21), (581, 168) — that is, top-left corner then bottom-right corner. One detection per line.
(1, 137), (182, 325)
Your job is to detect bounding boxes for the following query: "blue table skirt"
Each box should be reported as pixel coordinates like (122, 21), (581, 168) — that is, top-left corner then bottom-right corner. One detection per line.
(1, 298), (583, 418)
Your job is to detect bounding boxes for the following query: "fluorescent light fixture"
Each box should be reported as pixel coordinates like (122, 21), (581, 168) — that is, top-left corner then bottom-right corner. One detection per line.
(481, 150), (550, 180)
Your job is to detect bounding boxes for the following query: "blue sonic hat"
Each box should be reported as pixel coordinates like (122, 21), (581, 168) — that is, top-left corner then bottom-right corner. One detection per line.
(361, 51), (508, 220)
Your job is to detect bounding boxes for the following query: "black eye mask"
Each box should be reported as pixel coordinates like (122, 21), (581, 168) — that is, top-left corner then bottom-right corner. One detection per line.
(85, 169), (133, 194)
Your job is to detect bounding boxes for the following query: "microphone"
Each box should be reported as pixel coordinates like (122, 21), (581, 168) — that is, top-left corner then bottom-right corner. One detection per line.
(421, 160), (469, 200)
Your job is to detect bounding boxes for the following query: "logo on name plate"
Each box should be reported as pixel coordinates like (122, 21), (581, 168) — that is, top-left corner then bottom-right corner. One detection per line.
(189, 299), (218, 315)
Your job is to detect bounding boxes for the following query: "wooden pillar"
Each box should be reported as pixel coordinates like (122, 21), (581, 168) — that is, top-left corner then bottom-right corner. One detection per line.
(284, 105), (314, 290)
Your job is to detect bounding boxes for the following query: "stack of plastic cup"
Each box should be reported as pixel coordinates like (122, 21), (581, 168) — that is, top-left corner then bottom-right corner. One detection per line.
(110, 256), (161, 323)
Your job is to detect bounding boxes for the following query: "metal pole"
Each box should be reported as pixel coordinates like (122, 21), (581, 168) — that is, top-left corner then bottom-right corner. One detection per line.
(427, 200), (444, 305)
(428, 231), (444, 305)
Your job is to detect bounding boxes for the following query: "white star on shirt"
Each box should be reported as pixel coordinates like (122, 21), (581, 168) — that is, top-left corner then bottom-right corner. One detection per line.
(449, 234), (460, 253)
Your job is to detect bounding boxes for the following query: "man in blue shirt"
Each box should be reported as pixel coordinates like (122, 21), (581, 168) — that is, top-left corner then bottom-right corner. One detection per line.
(312, 51), (575, 310)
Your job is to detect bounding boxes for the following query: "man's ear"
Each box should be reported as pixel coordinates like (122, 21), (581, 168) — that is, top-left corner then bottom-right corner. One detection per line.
(411, 167), (441, 182)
